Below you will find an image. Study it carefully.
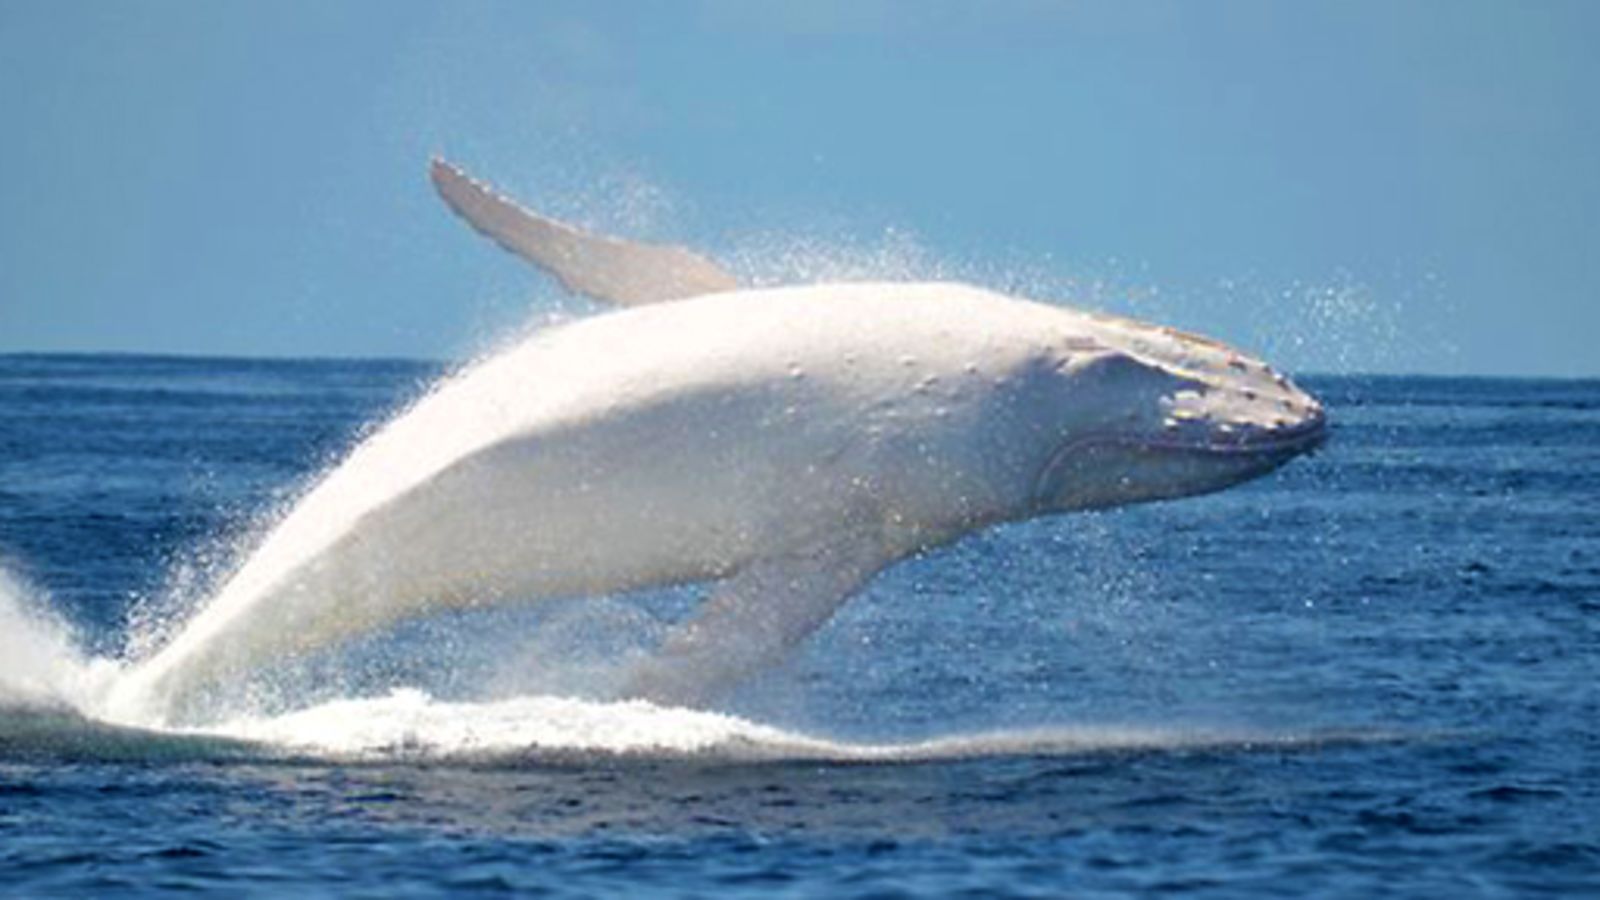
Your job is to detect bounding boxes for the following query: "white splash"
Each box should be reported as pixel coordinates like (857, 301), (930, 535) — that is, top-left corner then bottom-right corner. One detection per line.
(201, 689), (805, 760)
(0, 565), (115, 712)
(193, 686), (1282, 765)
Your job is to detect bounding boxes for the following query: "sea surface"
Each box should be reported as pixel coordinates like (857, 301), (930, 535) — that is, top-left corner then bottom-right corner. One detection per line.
(0, 352), (1595, 896)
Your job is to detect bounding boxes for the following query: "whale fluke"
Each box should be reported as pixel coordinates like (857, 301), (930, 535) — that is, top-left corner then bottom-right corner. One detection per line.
(430, 158), (740, 307)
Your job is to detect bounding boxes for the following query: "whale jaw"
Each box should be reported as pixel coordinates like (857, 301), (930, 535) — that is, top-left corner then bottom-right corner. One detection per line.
(1034, 413), (1326, 512)
(1031, 315), (1327, 513)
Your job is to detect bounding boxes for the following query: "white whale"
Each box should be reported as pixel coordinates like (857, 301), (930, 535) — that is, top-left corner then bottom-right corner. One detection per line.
(110, 161), (1326, 723)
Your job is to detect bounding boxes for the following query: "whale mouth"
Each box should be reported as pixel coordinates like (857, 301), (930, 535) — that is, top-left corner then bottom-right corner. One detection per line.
(1057, 408), (1328, 466)
(1032, 408), (1328, 511)
(1142, 408), (1329, 458)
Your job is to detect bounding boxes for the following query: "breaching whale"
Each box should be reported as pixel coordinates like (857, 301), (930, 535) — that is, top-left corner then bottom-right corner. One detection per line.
(109, 160), (1326, 723)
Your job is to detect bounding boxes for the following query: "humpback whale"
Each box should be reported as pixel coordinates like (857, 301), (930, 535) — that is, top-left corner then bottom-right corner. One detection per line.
(110, 160), (1326, 722)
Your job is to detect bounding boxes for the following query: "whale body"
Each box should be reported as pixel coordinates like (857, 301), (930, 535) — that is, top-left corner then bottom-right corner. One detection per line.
(111, 164), (1326, 722)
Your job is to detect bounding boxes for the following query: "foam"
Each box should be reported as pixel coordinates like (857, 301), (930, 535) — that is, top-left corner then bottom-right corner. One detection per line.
(185, 688), (1365, 766)
(0, 565), (116, 713)
(0, 567), (1380, 768)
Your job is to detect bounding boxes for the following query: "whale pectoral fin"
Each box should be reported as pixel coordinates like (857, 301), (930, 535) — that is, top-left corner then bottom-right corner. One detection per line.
(430, 158), (741, 306)
(619, 546), (886, 708)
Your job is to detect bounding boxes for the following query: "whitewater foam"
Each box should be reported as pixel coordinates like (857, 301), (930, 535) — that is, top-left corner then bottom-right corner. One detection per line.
(0, 564), (1381, 768)
(163, 688), (1365, 767)
(0, 565), (116, 712)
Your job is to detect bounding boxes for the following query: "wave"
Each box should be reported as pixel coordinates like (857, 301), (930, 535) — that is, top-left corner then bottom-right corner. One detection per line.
(0, 559), (1393, 769)
(222, 688), (1389, 766)
(0, 685), (1395, 768)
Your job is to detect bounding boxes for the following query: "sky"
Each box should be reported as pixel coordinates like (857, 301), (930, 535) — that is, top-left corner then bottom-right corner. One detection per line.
(1, 0), (1596, 376)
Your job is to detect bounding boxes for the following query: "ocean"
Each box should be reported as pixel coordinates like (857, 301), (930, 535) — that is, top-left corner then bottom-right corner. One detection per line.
(0, 352), (1595, 896)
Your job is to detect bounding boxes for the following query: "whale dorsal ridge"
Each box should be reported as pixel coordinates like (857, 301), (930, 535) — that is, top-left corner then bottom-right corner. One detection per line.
(431, 158), (741, 307)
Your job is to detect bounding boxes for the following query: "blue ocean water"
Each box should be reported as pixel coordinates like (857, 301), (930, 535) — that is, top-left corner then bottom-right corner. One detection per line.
(0, 352), (1596, 896)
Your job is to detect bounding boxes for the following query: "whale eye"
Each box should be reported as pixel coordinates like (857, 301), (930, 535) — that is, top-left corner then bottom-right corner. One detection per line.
(1072, 351), (1161, 386)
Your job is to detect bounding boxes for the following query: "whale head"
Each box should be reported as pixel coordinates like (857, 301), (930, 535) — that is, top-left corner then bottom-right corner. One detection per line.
(1034, 313), (1326, 512)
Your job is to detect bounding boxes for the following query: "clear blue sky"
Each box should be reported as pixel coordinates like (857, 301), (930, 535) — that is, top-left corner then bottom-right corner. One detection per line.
(1, 1), (1595, 376)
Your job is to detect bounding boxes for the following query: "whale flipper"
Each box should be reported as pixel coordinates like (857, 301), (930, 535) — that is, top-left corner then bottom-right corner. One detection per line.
(622, 543), (888, 707)
(430, 158), (740, 307)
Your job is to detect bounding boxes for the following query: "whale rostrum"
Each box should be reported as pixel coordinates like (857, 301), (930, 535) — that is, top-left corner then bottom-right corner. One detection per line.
(109, 161), (1326, 722)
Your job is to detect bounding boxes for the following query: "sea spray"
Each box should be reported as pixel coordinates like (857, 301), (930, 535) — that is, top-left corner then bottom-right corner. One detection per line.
(194, 685), (1331, 765)
(0, 564), (108, 711)
(102, 347), (521, 724)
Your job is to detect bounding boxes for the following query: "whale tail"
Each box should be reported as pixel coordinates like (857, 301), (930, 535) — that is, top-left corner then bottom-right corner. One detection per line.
(430, 158), (741, 307)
